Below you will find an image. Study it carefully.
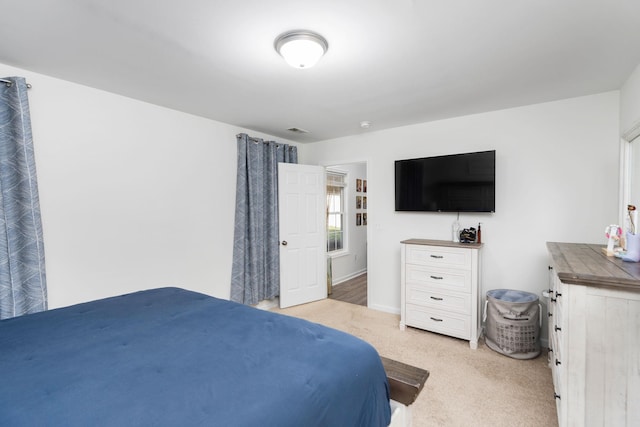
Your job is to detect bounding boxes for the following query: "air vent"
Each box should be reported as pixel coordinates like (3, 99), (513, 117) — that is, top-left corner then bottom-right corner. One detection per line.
(287, 127), (309, 134)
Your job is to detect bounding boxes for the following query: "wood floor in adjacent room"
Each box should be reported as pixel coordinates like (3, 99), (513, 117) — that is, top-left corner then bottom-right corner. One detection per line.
(329, 273), (367, 306)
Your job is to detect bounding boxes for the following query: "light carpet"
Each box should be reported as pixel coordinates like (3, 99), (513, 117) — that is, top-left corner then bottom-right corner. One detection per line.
(273, 299), (558, 427)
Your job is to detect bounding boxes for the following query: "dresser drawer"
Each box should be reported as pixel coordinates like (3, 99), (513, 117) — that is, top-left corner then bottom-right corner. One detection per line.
(552, 301), (563, 366)
(550, 329), (562, 389)
(405, 304), (471, 340)
(406, 286), (471, 314)
(552, 287), (563, 341)
(405, 264), (471, 293)
(405, 244), (472, 270)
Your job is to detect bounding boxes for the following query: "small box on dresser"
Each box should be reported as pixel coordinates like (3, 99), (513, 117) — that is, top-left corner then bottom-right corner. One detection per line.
(400, 239), (483, 349)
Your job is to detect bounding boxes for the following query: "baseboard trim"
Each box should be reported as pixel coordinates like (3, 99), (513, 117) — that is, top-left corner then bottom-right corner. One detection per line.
(255, 298), (279, 310)
(370, 303), (400, 315)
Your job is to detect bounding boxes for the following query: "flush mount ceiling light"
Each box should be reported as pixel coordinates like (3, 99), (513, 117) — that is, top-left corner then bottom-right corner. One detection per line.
(274, 30), (328, 69)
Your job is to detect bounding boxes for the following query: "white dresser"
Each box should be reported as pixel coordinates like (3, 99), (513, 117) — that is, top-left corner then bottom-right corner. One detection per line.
(400, 239), (483, 349)
(547, 242), (640, 427)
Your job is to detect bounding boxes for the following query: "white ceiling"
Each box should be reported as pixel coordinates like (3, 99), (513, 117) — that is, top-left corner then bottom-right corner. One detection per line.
(1, 0), (640, 143)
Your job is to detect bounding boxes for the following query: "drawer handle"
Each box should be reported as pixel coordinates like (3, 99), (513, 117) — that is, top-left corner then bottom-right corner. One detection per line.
(555, 359), (561, 366)
(430, 317), (443, 322)
(429, 296), (443, 301)
(548, 312), (553, 317)
(555, 325), (561, 332)
(555, 292), (562, 297)
(554, 393), (561, 400)
(430, 255), (444, 259)
(430, 275), (443, 280)
(550, 297), (557, 303)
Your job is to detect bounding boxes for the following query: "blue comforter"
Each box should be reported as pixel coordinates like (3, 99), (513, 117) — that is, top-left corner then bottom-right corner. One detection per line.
(0, 287), (391, 426)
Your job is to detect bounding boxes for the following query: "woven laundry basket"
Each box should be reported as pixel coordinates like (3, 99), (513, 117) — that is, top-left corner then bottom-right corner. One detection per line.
(483, 289), (541, 359)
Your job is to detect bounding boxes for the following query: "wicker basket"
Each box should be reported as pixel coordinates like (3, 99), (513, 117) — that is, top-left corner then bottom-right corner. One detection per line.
(483, 289), (541, 359)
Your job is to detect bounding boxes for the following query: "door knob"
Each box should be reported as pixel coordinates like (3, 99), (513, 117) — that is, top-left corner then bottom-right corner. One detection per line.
(281, 241), (288, 246)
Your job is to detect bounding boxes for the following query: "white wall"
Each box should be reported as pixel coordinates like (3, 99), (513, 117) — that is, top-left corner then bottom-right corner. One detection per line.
(1, 60), (623, 329)
(327, 162), (367, 284)
(0, 63), (295, 309)
(299, 92), (620, 333)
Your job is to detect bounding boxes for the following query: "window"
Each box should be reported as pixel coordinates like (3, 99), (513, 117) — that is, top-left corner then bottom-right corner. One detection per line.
(326, 171), (346, 253)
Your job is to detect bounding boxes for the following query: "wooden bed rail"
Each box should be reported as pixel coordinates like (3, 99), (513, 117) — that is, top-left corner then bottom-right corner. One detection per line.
(381, 357), (429, 406)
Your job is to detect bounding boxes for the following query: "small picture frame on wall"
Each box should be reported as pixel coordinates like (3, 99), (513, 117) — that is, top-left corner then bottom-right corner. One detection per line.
(356, 213), (362, 226)
(363, 180), (367, 193)
(363, 196), (367, 210)
(362, 213), (367, 226)
(356, 196), (362, 209)
(356, 179), (363, 192)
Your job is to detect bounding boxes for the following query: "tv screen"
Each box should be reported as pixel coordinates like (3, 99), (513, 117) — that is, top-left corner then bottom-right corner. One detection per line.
(395, 150), (495, 212)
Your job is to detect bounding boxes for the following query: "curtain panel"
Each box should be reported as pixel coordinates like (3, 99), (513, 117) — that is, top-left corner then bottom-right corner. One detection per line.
(0, 77), (47, 319)
(230, 133), (297, 305)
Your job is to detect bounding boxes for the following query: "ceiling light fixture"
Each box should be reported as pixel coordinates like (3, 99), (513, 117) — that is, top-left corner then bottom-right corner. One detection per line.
(274, 30), (328, 69)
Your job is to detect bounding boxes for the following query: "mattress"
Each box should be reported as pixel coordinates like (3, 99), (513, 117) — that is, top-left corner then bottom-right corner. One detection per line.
(0, 287), (391, 426)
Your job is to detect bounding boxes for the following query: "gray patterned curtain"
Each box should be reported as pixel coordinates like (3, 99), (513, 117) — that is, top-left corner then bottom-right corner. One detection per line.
(230, 133), (297, 305)
(0, 77), (47, 319)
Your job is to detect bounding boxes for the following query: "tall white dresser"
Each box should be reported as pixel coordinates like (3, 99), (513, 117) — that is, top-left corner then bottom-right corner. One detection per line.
(400, 239), (483, 349)
(547, 242), (640, 426)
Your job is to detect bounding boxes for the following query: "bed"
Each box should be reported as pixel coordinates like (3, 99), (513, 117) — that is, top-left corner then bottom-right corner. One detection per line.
(0, 287), (391, 426)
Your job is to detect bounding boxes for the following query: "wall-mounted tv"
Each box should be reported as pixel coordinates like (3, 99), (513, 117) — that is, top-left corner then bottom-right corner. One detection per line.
(395, 150), (495, 212)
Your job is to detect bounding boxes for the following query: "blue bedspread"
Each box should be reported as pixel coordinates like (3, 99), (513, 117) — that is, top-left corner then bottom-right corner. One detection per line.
(0, 287), (391, 426)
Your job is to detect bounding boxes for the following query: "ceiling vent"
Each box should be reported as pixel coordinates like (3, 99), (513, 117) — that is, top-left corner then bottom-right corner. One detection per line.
(287, 127), (310, 134)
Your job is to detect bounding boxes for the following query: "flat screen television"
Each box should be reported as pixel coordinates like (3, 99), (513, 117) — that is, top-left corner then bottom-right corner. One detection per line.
(395, 150), (495, 212)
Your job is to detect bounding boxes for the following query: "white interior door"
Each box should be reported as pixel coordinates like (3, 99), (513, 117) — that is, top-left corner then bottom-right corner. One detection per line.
(278, 163), (327, 308)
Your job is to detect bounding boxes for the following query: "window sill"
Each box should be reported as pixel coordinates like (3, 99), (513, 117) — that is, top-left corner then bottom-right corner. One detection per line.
(328, 250), (350, 259)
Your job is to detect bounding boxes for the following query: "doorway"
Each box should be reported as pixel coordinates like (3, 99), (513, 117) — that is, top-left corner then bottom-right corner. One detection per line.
(325, 161), (368, 307)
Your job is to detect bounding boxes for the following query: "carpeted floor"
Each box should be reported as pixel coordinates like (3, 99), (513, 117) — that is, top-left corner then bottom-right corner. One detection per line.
(273, 299), (558, 427)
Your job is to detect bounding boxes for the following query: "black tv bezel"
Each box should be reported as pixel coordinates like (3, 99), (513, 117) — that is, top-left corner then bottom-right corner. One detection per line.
(394, 150), (496, 213)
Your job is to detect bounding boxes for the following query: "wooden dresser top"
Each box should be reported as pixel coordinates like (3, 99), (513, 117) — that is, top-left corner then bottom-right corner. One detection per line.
(547, 242), (640, 292)
(401, 238), (483, 249)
